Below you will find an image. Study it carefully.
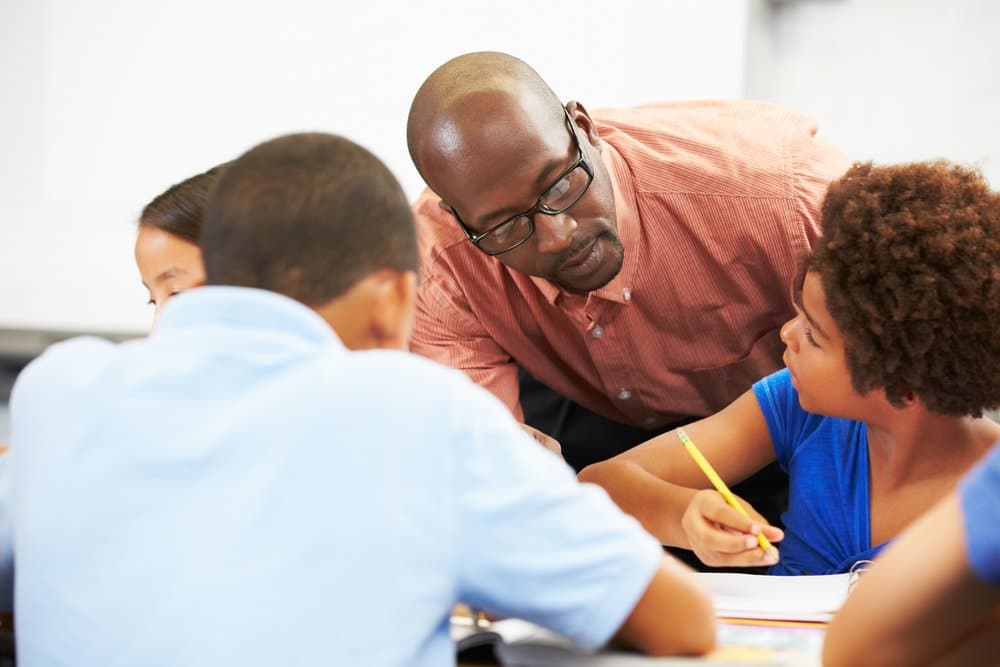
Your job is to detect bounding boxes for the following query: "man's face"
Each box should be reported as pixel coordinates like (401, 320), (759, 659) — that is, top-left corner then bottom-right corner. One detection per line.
(427, 102), (622, 292)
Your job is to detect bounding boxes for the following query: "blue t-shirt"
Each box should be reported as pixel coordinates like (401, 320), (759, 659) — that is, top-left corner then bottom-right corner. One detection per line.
(3, 287), (663, 667)
(959, 443), (1000, 584)
(753, 369), (887, 575)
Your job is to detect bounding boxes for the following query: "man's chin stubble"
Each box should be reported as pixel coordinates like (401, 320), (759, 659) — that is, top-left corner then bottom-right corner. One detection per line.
(548, 232), (624, 293)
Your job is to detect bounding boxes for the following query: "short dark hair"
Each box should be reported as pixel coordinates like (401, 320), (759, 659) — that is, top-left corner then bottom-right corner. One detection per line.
(139, 163), (229, 243)
(201, 133), (418, 307)
(806, 160), (1000, 417)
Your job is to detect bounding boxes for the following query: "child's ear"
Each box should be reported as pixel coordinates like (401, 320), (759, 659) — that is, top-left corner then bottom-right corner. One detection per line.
(313, 269), (418, 350)
(371, 270), (418, 350)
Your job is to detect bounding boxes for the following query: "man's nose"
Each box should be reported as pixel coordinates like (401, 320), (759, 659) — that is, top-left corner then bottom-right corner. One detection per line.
(534, 212), (577, 254)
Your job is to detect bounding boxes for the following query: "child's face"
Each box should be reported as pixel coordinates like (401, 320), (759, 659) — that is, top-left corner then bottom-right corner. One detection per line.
(134, 225), (206, 321)
(780, 271), (862, 418)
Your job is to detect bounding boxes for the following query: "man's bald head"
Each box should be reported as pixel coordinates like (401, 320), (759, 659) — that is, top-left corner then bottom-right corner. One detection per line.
(406, 52), (622, 293)
(407, 51), (565, 180)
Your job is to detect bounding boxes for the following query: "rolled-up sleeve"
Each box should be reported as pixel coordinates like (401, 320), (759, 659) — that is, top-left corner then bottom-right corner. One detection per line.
(959, 444), (1000, 584)
(410, 191), (523, 420)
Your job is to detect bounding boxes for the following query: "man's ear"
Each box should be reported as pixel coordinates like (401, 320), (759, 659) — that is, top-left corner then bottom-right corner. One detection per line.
(565, 100), (601, 151)
(438, 199), (459, 221)
(370, 269), (418, 350)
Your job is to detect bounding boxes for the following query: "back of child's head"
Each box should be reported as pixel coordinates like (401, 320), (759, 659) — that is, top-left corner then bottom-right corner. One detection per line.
(806, 160), (1000, 417)
(201, 132), (419, 307)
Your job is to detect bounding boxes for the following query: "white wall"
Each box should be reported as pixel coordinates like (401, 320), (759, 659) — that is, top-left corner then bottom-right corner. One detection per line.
(745, 0), (1000, 185)
(744, 0), (999, 424)
(0, 0), (749, 335)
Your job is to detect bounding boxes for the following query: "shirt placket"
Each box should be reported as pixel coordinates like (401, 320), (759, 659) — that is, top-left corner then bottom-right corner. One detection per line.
(581, 291), (651, 426)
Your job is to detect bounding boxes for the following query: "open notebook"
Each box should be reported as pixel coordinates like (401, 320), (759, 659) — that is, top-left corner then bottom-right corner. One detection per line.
(699, 572), (853, 622)
(451, 573), (853, 664)
(452, 616), (824, 666)
(452, 616), (574, 663)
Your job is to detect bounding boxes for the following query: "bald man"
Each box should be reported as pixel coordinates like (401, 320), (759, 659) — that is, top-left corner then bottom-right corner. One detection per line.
(407, 52), (850, 548)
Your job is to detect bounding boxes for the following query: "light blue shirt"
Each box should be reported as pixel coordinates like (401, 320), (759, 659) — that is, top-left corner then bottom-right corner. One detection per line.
(960, 442), (1000, 584)
(5, 287), (663, 667)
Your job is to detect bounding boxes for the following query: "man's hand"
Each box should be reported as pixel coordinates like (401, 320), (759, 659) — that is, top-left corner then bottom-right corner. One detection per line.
(681, 489), (782, 567)
(519, 423), (563, 458)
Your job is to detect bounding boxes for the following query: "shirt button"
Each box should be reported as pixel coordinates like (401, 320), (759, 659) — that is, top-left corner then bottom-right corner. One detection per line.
(622, 288), (631, 301)
(591, 325), (604, 339)
(645, 416), (657, 425)
(618, 389), (632, 401)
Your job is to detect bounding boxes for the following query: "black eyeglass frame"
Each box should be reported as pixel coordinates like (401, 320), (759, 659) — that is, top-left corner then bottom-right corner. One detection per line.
(447, 109), (594, 256)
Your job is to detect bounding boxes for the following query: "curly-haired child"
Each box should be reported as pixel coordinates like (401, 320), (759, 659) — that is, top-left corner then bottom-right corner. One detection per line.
(579, 160), (1000, 576)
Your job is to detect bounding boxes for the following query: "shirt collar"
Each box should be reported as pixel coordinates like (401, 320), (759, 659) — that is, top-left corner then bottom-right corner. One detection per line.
(154, 286), (341, 348)
(530, 137), (640, 307)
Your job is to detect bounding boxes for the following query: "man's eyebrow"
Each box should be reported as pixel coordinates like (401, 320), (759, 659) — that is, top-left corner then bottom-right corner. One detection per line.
(800, 301), (830, 341)
(473, 157), (569, 228)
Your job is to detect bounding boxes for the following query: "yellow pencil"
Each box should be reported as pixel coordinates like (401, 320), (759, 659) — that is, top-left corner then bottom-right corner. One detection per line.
(677, 428), (773, 551)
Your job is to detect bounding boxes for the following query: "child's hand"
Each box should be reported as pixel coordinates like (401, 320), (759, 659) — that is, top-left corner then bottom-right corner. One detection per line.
(519, 423), (563, 458)
(681, 489), (783, 568)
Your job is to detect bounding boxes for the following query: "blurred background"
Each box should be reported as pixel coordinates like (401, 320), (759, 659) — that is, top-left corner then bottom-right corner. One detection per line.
(2, 0), (999, 436)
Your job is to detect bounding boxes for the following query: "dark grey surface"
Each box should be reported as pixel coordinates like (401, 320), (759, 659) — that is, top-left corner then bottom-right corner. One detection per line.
(0, 371), (11, 443)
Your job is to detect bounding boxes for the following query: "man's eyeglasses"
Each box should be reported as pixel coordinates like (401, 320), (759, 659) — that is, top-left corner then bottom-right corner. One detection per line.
(447, 109), (594, 256)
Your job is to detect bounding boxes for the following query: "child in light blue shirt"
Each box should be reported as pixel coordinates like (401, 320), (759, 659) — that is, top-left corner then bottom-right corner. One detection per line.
(2, 132), (715, 665)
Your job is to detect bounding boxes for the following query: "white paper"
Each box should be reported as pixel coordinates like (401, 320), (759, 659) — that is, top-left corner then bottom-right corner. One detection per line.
(698, 572), (851, 622)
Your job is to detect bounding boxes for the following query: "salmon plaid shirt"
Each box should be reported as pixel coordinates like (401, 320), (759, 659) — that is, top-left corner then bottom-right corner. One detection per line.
(411, 100), (850, 427)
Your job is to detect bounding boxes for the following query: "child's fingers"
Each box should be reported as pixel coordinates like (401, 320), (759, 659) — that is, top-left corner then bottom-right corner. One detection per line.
(733, 494), (785, 543)
(761, 525), (785, 542)
(685, 491), (782, 566)
(696, 520), (763, 555)
(749, 546), (780, 567)
(695, 491), (757, 534)
(696, 539), (780, 568)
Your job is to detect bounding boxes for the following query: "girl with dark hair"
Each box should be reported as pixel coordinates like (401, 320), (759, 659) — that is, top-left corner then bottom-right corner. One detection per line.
(134, 163), (227, 316)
